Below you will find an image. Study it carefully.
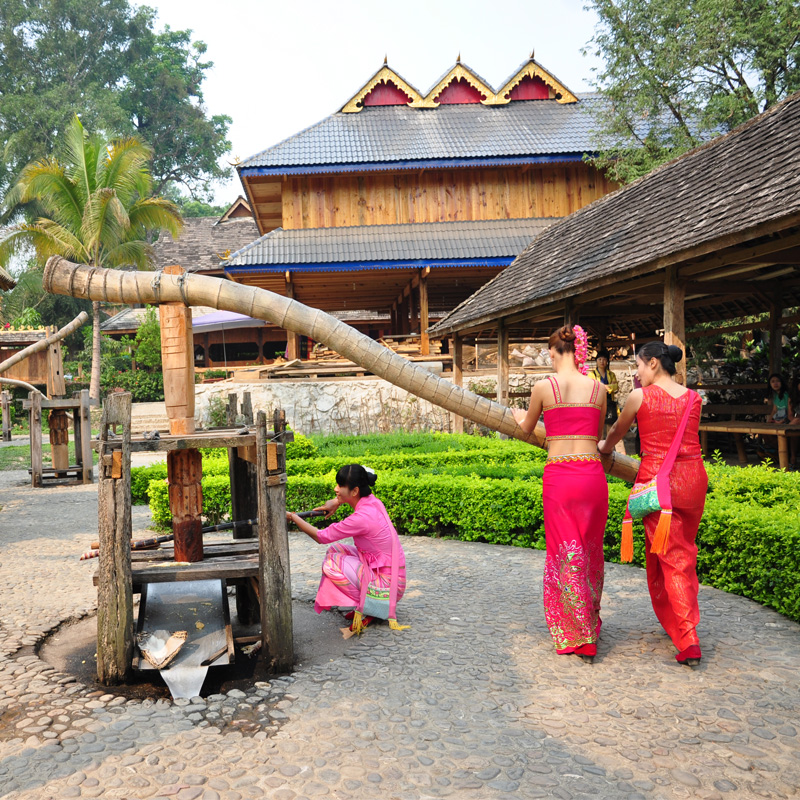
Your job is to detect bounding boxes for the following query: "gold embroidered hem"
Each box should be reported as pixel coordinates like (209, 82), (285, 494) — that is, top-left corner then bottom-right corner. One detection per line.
(546, 453), (602, 465)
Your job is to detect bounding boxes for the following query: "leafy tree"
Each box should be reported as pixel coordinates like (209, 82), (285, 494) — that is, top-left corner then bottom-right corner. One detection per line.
(0, 0), (230, 201)
(132, 306), (162, 370)
(585, 0), (800, 183)
(0, 116), (182, 400)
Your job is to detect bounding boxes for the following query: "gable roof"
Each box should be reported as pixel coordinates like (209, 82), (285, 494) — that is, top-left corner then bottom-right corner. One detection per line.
(223, 218), (557, 270)
(152, 215), (259, 273)
(238, 95), (602, 175)
(431, 91), (800, 335)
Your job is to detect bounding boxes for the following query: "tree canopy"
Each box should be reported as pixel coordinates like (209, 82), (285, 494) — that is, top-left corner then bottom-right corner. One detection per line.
(585, 0), (800, 183)
(0, 0), (231, 204)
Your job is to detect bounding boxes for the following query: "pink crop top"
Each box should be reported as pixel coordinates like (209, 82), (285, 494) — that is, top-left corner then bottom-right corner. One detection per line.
(542, 376), (603, 444)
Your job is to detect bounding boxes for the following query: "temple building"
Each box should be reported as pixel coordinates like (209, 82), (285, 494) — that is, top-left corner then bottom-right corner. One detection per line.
(222, 54), (618, 363)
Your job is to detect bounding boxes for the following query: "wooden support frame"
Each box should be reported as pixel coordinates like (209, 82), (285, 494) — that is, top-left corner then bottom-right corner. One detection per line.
(96, 392), (133, 685)
(768, 293), (783, 375)
(256, 410), (294, 672)
(284, 272), (301, 361)
(664, 266), (687, 385)
(419, 267), (430, 356)
(1, 390), (10, 442)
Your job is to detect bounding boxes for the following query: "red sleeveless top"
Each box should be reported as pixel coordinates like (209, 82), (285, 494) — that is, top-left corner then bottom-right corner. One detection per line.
(637, 385), (703, 462)
(543, 376), (603, 444)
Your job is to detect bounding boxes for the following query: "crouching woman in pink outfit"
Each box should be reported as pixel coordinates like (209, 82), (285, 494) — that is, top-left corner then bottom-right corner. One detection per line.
(286, 465), (408, 634)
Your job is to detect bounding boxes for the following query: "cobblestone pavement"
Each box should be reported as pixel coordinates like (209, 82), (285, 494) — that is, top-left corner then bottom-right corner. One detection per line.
(1, 471), (799, 800)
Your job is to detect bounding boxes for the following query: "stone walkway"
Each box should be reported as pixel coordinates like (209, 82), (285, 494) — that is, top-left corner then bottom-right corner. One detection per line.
(0, 470), (799, 800)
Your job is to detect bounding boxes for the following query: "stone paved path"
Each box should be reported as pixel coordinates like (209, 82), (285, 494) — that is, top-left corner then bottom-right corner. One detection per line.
(1, 471), (799, 800)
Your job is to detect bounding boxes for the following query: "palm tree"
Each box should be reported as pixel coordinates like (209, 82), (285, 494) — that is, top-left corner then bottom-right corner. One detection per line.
(0, 116), (182, 400)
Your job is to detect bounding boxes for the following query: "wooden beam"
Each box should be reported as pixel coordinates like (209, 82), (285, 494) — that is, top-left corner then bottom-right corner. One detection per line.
(769, 293), (783, 375)
(497, 320), (510, 406)
(688, 312), (800, 338)
(664, 266), (687, 385)
(284, 274), (300, 360)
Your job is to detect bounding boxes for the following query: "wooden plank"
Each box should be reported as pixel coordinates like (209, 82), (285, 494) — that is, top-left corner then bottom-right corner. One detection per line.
(79, 389), (93, 484)
(769, 293), (783, 375)
(94, 431), (257, 453)
(96, 392), (133, 685)
(96, 554), (261, 585)
(1, 391), (10, 442)
(497, 321), (509, 406)
(257, 410), (293, 672)
(452, 334), (464, 434)
(130, 541), (260, 562)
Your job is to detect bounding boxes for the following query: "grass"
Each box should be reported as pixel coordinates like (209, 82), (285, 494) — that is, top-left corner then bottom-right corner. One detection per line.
(0, 442), (98, 471)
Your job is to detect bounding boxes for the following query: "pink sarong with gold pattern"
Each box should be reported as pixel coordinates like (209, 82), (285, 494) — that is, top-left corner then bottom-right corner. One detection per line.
(542, 377), (608, 652)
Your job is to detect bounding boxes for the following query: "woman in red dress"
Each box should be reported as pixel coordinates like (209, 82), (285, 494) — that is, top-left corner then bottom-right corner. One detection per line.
(598, 342), (707, 665)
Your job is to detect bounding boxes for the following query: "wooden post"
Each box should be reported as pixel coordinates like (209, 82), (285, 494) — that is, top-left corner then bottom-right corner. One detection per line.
(241, 391), (254, 426)
(410, 284), (419, 335)
(79, 389), (93, 484)
(45, 326), (66, 398)
(497, 321), (509, 406)
(419, 268), (430, 355)
(564, 298), (575, 327)
(452, 334), (464, 434)
(167, 449), (204, 563)
(159, 265), (196, 435)
(29, 391), (42, 488)
(227, 392), (238, 427)
(768, 295), (783, 375)
(256, 410), (293, 672)
(1, 391), (11, 442)
(49, 409), (70, 472)
(285, 272), (301, 361)
(96, 392), (133, 685)
(664, 266), (687, 386)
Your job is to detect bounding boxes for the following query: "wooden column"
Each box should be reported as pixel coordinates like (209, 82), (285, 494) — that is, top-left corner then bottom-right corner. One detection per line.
(96, 392), (133, 685)
(285, 272), (300, 361)
(664, 266), (687, 385)
(768, 294), (783, 375)
(227, 392), (238, 427)
(241, 391), (254, 425)
(410, 284), (419, 334)
(159, 265), (195, 436)
(29, 391), (42, 488)
(167, 449), (204, 563)
(419, 268), (430, 355)
(78, 389), (93, 484)
(256, 410), (294, 672)
(564, 298), (575, 327)
(1, 391), (11, 442)
(497, 321), (510, 406)
(452, 334), (464, 434)
(49, 410), (70, 472)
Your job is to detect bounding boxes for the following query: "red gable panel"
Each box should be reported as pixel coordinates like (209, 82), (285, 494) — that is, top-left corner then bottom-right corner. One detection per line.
(435, 78), (485, 105)
(507, 75), (550, 101)
(363, 80), (413, 106)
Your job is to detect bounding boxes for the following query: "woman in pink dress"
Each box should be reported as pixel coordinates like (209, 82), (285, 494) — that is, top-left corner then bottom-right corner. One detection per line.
(599, 342), (706, 666)
(287, 465), (408, 634)
(513, 326), (608, 658)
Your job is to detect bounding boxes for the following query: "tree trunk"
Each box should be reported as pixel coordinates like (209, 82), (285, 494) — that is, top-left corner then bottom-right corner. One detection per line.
(89, 300), (102, 402)
(42, 256), (640, 482)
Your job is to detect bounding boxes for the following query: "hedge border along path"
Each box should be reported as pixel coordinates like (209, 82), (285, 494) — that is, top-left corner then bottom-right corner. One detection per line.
(136, 443), (800, 624)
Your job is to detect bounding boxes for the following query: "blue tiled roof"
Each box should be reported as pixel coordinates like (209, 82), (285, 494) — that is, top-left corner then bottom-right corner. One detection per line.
(238, 96), (602, 172)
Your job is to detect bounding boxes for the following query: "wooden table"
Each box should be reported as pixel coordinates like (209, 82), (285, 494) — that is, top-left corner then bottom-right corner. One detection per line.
(698, 421), (800, 468)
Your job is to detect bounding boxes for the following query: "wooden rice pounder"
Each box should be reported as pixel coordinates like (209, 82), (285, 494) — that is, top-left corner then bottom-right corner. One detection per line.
(160, 265), (203, 563)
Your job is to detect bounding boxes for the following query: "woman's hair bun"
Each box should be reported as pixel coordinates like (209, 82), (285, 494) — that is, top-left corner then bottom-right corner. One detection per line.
(667, 344), (683, 363)
(559, 326), (576, 343)
(362, 466), (378, 486)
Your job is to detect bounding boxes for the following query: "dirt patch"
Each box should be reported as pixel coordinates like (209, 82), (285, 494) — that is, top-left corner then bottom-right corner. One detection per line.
(39, 598), (353, 700)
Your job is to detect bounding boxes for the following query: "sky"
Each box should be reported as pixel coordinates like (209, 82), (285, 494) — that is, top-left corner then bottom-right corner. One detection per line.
(134, 0), (605, 205)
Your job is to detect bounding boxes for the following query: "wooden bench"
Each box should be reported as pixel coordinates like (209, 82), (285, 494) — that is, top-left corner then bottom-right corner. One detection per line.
(699, 403), (800, 468)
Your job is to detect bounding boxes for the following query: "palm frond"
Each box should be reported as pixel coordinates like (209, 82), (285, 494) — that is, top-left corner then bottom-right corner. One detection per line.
(61, 117), (95, 206)
(102, 137), (154, 204)
(104, 240), (154, 270)
(81, 189), (127, 260)
(4, 220), (89, 264)
(129, 197), (184, 239)
(15, 160), (84, 234)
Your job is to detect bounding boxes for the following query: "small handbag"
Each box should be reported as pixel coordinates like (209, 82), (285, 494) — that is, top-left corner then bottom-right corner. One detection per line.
(621, 390), (699, 562)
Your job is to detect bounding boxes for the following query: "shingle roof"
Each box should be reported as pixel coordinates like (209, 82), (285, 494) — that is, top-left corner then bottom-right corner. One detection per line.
(0, 265), (15, 291)
(152, 216), (259, 273)
(238, 97), (602, 171)
(431, 91), (800, 334)
(224, 218), (558, 268)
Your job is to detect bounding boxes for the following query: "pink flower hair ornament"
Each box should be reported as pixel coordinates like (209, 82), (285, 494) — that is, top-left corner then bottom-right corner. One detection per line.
(572, 325), (589, 375)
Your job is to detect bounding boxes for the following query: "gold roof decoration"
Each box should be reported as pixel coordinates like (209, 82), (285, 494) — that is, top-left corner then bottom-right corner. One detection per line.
(495, 57), (578, 105)
(341, 64), (424, 113)
(418, 62), (495, 108)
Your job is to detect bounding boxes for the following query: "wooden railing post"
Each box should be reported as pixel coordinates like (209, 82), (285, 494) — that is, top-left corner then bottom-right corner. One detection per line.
(257, 410), (293, 672)
(79, 389), (93, 484)
(497, 321), (510, 406)
(1, 391), (11, 442)
(29, 391), (42, 488)
(96, 392), (133, 685)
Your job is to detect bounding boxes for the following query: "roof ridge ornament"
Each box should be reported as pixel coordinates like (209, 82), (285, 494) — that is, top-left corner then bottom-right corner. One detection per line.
(495, 57), (578, 105)
(418, 61), (494, 108)
(341, 64), (424, 113)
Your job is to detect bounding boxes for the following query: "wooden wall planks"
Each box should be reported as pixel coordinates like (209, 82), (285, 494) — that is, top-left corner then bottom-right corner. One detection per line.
(278, 163), (615, 230)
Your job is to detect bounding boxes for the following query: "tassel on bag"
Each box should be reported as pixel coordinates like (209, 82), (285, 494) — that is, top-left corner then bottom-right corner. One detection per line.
(389, 618), (410, 631)
(621, 509), (634, 563)
(650, 509), (673, 555)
